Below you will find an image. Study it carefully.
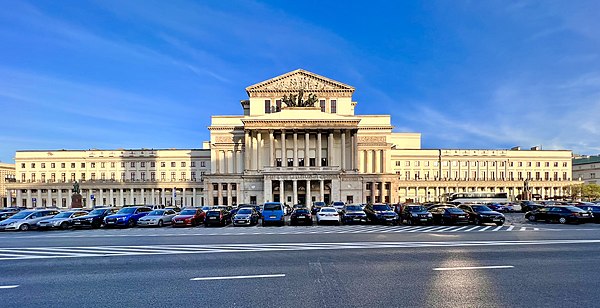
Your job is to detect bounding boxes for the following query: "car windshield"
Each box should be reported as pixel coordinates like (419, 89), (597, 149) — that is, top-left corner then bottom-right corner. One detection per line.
(148, 210), (165, 216)
(447, 208), (463, 213)
(9, 211), (33, 219)
(53, 212), (73, 218)
(295, 209), (309, 214)
(373, 205), (391, 211)
(321, 208), (336, 212)
(333, 202), (344, 206)
(472, 205), (492, 212)
(207, 211), (221, 216)
(263, 203), (282, 211)
(117, 207), (136, 214)
(408, 206), (427, 212)
(314, 202), (325, 206)
(180, 210), (196, 215)
(89, 209), (106, 215)
(346, 206), (362, 211)
(237, 209), (252, 214)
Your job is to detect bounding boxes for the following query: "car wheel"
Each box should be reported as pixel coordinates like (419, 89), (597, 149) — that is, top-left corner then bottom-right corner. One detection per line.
(127, 220), (135, 228)
(19, 224), (30, 231)
(92, 221), (101, 229)
(405, 219), (412, 226)
(158, 220), (163, 227)
(474, 218), (481, 225)
(527, 215), (536, 222)
(558, 217), (567, 224)
(60, 222), (69, 230)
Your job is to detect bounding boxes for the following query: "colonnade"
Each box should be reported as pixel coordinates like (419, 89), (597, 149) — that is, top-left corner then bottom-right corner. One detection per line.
(264, 179), (329, 207)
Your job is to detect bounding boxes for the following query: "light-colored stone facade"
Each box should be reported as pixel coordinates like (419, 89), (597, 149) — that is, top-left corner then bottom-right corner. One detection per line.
(1, 163), (16, 207)
(573, 155), (600, 185)
(5, 69), (578, 208)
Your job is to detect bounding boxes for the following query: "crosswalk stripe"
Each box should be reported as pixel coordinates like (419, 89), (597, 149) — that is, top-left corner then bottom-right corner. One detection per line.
(479, 226), (492, 231)
(506, 226), (514, 231)
(491, 226), (503, 231)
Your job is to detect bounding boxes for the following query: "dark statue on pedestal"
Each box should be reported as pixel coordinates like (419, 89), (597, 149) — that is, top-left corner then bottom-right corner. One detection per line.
(71, 180), (82, 208)
(282, 89), (318, 107)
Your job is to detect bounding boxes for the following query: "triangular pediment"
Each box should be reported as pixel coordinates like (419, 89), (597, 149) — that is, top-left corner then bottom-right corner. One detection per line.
(245, 69), (355, 96)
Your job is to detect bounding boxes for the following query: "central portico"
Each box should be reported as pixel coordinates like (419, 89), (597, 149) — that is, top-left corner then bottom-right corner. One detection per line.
(206, 69), (403, 206)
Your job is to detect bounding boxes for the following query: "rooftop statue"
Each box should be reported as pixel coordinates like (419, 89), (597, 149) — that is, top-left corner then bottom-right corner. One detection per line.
(282, 89), (317, 107)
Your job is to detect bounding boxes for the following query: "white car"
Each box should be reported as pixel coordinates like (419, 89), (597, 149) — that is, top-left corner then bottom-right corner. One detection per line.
(331, 201), (345, 213)
(317, 207), (341, 225)
(136, 209), (177, 227)
(0, 209), (61, 231)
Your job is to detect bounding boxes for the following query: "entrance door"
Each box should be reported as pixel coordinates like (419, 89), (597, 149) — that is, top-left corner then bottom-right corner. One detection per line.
(324, 194), (331, 204)
(298, 194), (306, 205)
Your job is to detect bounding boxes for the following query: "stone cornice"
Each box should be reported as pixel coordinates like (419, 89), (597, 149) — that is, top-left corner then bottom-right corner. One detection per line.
(241, 119), (360, 129)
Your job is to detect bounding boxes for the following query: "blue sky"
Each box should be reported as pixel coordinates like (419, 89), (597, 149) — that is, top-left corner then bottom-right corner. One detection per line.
(1, 0), (600, 163)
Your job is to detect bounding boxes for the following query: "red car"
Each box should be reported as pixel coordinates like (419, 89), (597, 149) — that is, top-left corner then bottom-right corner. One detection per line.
(172, 208), (205, 227)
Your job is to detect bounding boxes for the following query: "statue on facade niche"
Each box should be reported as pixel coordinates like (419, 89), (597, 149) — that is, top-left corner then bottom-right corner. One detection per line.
(282, 89), (317, 107)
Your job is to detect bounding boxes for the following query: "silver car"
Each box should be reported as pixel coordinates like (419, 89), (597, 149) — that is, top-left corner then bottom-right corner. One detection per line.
(0, 209), (61, 231)
(36, 210), (89, 230)
(136, 209), (177, 227)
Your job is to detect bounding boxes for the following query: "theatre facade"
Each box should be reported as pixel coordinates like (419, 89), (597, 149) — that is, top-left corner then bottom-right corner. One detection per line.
(6, 70), (577, 208)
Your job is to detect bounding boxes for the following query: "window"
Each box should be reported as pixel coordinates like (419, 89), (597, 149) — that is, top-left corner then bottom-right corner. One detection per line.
(510, 162), (514, 167)
(563, 162), (568, 167)
(121, 172), (125, 180)
(527, 162), (532, 167)
(405, 171), (411, 180)
(287, 158), (293, 167)
(81, 173), (86, 180)
(200, 161), (206, 167)
(161, 162), (166, 167)
(20, 163), (25, 168)
(181, 162), (186, 167)
(554, 162), (559, 167)
(101, 162), (105, 168)
(298, 158), (304, 167)
(181, 172), (186, 180)
(276, 158), (282, 167)
(535, 172), (541, 180)
(231, 183), (237, 190)
(141, 162), (145, 168)
(111, 172), (115, 180)
(395, 161), (401, 166)
(405, 161), (410, 166)
(309, 158), (316, 167)
(150, 162), (155, 167)
(31, 163), (35, 168)
(81, 163), (85, 168)
(171, 162), (176, 167)
(71, 173), (76, 181)
(171, 172), (176, 180)
(91, 162), (95, 168)
(161, 172), (165, 181)
(191, 172), (196, 180)
(518, 162), (523, 167)
(213, 183), (219, 190)
(61, 163), (65, 168)
(222, 183), (227, 190)
(41, 174), (45, 182)
(563, 172), (568, 180)
(41, 163), (45, 168)
(111, 162), (115, 168)
(264, 100), (271, 114)
(276, 100), (281, 112)
(101, 173), (105, 180)
(544, 172), (549, 180)
(545, 162), (550, 167)
(51, 163), (55, 168)
(130, 162), (135, 168)
(191, 162), (196, 167)
(331, 100), (337, 113)
(71, 163), (76, 168)
(151, 172), (155, 181)
(141, 172), (146, 181)
(121, 162), (125, 168)
(536, 162), (541, 167)
(366, 183), (371, 190)
(91, 173), (95, 180)
(319, 100), (325, 112)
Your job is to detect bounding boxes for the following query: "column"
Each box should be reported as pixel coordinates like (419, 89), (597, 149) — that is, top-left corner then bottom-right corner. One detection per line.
(328, 131), (333, 167)
(359, 150), (364, 173)
(293, 131), (298, 167)
(207, 183), (213, 205)
(217, 183), (223, 205)
(306, 180), (311, 207)
(57, 189), (62, 208)
(279, 180), (285, 204)
(341, 130), (346, 170)
(292, 180), (298, 205)
(221, 150), (227, 173)
(269, 130), (275, 167)
(120, 189), (124, 206)
(99, 189), (104, 205)
(109, 189), (114, 206)
(47, 189), (51, 207)
(226, 150), (233, 173)
(264, 179), (272, 203)
(182, 188), (187, 206)
(320, 180), (325, 202)
(317, 131), (322, 167)
(227, 184), (232, 206)
(37, 190), (42, 207)
(160, 188), (165, 206)
(375, 150), (381, 174)
(371, 182), (376, 203)
(382, 150), (387, 174)
(352, 131), (358, 171)
(244, 130), (250, 170)
(304, 132), (310, 166)
(232, 150), (237, 174)
(26, 189), (32, 208)
(256, 131), (262, 170)
(130, 189), (134, 205)
(140, 188), (145, 204)
(67, 190), (72, 208)
(192, 188), (197, 206)
(281, 130), (286, 167)
(17, 189), (22, 207)
(151, 189), (155, 206)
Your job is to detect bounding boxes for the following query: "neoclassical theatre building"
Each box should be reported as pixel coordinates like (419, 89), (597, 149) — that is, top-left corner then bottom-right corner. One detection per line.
(6, 70), (577, 208)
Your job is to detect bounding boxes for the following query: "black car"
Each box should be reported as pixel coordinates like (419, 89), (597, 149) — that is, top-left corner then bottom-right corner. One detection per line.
(311, 201), (326, 215)
(290, 208), (313, 226)
(429, 206), (469, 225)
(72, 207), (119, 229)
(525, 206), (591, 224)
(459, 205), (505, 226)
(520, 200), (543, 212)
(364, 204), (399, 225)
(204, 209), (231, 227)
(579, 205), (600, 223)
(341, 205), (368, 224)
(401, 205), (433, 225)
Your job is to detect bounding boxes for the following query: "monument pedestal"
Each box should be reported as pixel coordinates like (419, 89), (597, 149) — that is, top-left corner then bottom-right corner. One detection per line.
(71, 194), (82, 208)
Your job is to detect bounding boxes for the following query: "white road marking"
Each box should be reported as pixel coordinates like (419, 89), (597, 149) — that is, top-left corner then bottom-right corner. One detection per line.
(506, 226), (515, 231)
(491, 226), (503, 231)
(433, 265), (514, 271)
(479, 226), (492, 231)
(520, 227), (527, 231)
(463, 226), (481, 232)
(0, 285), (19, 289)
(190, 274), (285, 281)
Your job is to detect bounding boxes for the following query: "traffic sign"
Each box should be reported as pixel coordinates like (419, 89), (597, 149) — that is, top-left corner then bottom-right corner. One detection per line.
(90, 194), (95, 200)
(32, 198), (37, 202)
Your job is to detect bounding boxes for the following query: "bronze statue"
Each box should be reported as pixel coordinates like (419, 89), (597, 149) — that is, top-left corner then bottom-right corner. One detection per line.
(281, 90), (317, 107)
(73, 181), (80, 194)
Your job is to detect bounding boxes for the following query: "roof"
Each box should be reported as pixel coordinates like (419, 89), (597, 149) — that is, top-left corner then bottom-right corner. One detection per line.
(573, 155), (600, 165)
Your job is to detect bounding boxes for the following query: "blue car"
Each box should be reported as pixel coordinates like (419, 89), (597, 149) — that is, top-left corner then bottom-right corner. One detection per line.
(262, 202), (285, 226)
(103, 206), (151, 228)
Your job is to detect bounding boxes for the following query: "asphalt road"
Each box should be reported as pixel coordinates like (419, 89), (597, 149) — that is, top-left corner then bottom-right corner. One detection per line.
(1, 218), (600, 307)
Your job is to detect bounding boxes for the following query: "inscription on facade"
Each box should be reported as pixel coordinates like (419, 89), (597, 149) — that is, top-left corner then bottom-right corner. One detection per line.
(358, 136), (386, 143)
(215, 136), (234, 143)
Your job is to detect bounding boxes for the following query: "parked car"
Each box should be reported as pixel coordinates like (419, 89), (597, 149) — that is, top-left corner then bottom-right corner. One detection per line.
(401, 205), (433, 225)
(364, 204), (399, 225)
(262, 202), (285, 226)
(311, 201), (326, 215)
(233, 207), (260, 226)
(0, 208), (21, 221)
(578, 205), (600, 223)
(137, 209), (177, 227)
(520, 200), (543, 212)
(458, 204), (505, 226)
(204, 209), (231, 227)
(525, 206), (591, 224)
(486, 203), (507, 212)
(72, 207), (119, 229)
(172, 208), (206, 227)
(316, 207), (341, 225)
(201, 206), (217, 213)
(331, 201), (345, 213)
(0, 209), (60, 231)
(341, 204), (368, 224)
(503, 202), (522, 212)
(36, 210), (89, 230)
(429, 206), (469, 225)
(103, 206), (151, 228)
(290, 208), (313, 226)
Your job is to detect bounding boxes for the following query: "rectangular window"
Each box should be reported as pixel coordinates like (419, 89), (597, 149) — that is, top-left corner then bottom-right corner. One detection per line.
(111, 162), (115, 168)
(150, 162), (155, 167)
(71, 173), (76, 181)
(161, 172), (165, 181)
(518, 162), (523, 167)
(130, 162), (135, 168)
(298, 158), (305, 167)
(213, 183), (219, 190)
(51, 163), (55, 168)
(41, 174), (45, 182)
(121, 162), (125, 168)
(81, 163), (85, 168)
(141, 162), (145, 168)
(181, 172), (186, 180)
(41, 163), (45, 168)
(71, 163), (76, 168)
(275, 100), (281, 112)
(101, 162), (105, 168)
(61, 173), (66, 182)
(264, 100), (271, 114)
(90, 162), (95, 168)
(287, 158), (293, 167)
(231, 183), (237, 190)
(309, 158), (316, 167)
(563, 172), (568, 180)
(21, 163), (25, 168)
(319, 100), (326, 112)
(276, 158), (282, 167)
(201, 161), (206, 167)
(191, 172), (196, 180)
(181, 162), (186, 167)
(121, 172), (125, 181)
(191, 162), (196, 167)
(545, 162), (550, 167)
(161, 162), (166, 167)
(61, 163), (65, 168)
(151, 172), (155, 181)
(222, 183), (227, 190)
(101, 173), (105, 180)
(81, 173), (86, 180)
(405, 171), (410, 180)
(111, 172), (115, 180)
(171, 172), (176, 180)
(563, 162), (568, 167)
(331, 100), (337, 113)
(171, 162), (176, 167)
(91, 173), (95, 180)
(141, 172), (146, 181)
(536, 162), (541, 167)
(31, 163), (36, 168)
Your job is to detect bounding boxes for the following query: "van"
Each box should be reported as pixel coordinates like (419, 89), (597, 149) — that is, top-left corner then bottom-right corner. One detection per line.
(262, 202), (285, 226)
